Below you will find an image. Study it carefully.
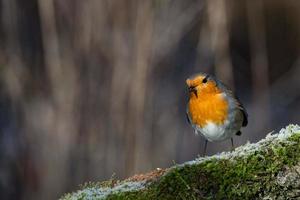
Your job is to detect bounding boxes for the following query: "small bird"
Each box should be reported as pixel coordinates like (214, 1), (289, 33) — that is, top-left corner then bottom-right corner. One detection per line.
(186, 73), (248, 155)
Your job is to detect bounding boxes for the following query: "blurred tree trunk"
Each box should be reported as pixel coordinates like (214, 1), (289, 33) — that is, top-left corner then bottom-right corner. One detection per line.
(127, 1), (153, 174)
(36, 0), (78, 198)
(108, 0), (134, 177)
(246, 1), (271, 136)
(207, 0), (234, 88)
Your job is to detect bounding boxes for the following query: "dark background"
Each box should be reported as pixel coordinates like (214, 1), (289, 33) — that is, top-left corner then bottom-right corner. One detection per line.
(0, 0), (299, 199)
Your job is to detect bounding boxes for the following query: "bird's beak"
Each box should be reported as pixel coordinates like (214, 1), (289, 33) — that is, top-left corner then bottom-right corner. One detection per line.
(189, 86), (198, 98)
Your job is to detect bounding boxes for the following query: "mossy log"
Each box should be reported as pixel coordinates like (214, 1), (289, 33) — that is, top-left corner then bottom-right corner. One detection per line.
(61, 124), (300, 200)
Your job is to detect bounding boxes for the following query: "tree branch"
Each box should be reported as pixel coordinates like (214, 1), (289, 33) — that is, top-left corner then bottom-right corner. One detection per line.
(61, 124), (300, 199)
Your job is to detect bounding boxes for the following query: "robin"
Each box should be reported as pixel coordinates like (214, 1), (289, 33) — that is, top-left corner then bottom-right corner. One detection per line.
(186, 73), (248, 155)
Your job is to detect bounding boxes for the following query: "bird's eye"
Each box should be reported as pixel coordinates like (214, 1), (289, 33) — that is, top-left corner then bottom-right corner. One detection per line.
(202, 77), (207, 83)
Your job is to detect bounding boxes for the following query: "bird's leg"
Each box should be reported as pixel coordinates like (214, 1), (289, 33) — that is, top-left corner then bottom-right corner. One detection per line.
(230, 138), (234, 151)
(202, 140), (208, 156)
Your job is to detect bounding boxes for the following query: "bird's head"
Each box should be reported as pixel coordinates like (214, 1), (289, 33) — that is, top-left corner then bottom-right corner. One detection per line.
(186, 73), (221, 98)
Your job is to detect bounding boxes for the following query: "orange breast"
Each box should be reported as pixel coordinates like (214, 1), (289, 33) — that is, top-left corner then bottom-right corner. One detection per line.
(188, 93), (228, 127)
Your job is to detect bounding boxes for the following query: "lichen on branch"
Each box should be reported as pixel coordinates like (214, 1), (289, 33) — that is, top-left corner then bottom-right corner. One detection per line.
(61, 124), (300, 200)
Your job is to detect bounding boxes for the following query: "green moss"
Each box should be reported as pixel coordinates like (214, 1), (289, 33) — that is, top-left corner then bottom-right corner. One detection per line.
(61, 125), (300, 200)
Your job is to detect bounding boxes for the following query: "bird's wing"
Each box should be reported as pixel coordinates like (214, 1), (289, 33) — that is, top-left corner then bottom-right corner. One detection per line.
(237, 100), (248, 127)
(228, 91), (248, 127)
(216, 80), (248, 127)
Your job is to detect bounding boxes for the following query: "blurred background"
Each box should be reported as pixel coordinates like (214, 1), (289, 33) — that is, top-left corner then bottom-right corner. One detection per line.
(0, 0), (300, 199)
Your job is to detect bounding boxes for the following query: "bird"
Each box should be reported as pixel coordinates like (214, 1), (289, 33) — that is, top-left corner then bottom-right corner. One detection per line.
(186, 72), (248, 155)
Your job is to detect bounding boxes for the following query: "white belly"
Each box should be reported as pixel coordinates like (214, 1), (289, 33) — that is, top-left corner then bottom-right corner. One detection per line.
(194, 120), (233, 142)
